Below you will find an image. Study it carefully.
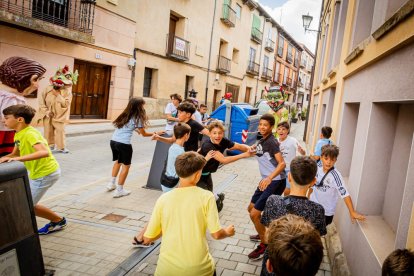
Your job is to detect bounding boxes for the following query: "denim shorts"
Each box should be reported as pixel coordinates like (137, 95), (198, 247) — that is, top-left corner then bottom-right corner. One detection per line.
(30, 169), (61, 205)
(161, 184), (178, 193)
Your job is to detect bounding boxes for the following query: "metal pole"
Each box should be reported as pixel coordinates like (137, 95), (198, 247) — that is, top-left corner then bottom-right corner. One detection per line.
(303, 0), (324, 142)
(254, 18), (268, 105)
(205, 0), (218, 105)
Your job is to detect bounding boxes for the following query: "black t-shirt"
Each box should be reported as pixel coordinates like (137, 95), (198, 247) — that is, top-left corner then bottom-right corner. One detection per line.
(199, 138), (235, 173)
(184, 119), (205, 152)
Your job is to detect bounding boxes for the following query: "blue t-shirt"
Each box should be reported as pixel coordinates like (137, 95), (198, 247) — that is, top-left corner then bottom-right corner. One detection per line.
(166, 143), (185, 178)
(314, 138), (333, 156)
(112, 118), (142, 145)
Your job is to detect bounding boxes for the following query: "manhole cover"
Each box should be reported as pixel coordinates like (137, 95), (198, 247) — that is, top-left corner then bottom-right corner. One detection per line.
(101, 213), (126, 223)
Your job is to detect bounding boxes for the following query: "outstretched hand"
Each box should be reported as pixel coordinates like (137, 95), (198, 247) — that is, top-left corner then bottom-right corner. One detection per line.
(350, 212), (366, 223)
(205, 150), (216, 161)
(225, 225), (235, 237)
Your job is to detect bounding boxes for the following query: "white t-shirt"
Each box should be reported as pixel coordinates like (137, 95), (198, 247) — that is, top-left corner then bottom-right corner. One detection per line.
(165, 103), (178, 132)
(310, 162), (350, 216)
(278, 136), (298, 170)
(194, 110), (203, 124)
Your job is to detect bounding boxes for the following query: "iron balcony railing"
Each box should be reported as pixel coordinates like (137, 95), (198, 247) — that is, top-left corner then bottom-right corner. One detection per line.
(277, 46), (283, 57)
(265, 38), (275, 52)
(166, 33), (190, 61)
(1, 0), (96, 34)
(261, 67), (272, 80)
(286, 53), (293, 63)
(246, 60), (259, 76)
(251, 27), (263, 44)
(217, 55), (231, 73)
(221, 3), (236, 27)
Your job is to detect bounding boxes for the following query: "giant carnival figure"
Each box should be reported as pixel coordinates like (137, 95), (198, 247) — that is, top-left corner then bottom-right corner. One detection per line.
(264, 85), (289, 135)
(0, 56), (46, 157)
(37, 65), (78, 154)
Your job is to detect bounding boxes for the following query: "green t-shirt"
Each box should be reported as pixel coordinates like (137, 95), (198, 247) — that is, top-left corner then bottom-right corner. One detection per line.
(14, 126), (59, 179)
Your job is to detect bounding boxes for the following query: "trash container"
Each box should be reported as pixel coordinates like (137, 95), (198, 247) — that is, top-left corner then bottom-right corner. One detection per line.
(210, 103), (260, 155)
(0, 162), (45, 276)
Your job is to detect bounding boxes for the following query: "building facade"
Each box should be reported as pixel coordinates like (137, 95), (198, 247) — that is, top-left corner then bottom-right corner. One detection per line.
(297, 44), (314, 109)
(133, 0), (279, 117)
(273, 28), (302, 104)
(306, 0), (414, 274)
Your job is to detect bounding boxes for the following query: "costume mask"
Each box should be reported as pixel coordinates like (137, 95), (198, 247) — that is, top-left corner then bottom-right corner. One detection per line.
(265, 86), (288, 112)
(224, 92), (232, 100)
(50, 65), (79, 88)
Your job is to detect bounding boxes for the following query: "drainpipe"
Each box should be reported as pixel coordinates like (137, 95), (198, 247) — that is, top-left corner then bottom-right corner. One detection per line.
(254, 18), (269, 105)
(205, 0), (218, 105)
(129, 48), (138, 99)
(303, 0), (324, 141)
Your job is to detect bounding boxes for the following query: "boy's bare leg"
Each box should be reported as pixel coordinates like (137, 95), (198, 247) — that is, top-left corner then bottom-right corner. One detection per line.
(35, 204), (62, 223)
(112, 161), (121, 178)
(118, 164), (131, 185)
(249, 207), (266, 242)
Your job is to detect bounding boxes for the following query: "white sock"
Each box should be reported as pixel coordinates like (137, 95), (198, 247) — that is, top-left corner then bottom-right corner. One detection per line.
(116, 185), (123, 191)
(111, 177), (116, 184)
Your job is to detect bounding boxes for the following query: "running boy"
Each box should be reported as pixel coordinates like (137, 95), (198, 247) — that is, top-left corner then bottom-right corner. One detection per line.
(247, 114), (286, 260)
(312, 126), (333, 161)
(0, 105), (66, 235)
(260, 156), (326, 275)
(310, 144), (365, 225)
(276, 121), (306, 195)
(143, 152), (235, 276)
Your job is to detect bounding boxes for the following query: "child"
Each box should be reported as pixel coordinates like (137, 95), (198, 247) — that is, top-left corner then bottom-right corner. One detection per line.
(198, 121), (252, 211)
(108, 97), (162, 198)
(143, 152), (235, 276)
(310, 144), (365, 225)
(276, 121), (306, 195)
(164, 93), (182, 136)
(248, 114), (286, 260)
(0, 56), (46, 157)
(260, 156), (326, 275)
(0, 105), (66, 235)
(382, 249), (414, 276)
(312, 126), (333, 161)
(199, 104), (210, 125)
(265, 214), (324, 276)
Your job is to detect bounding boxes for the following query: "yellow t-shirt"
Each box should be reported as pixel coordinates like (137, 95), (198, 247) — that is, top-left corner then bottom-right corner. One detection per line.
(145, 186), (222, 276)
(14, 126), (59, 179)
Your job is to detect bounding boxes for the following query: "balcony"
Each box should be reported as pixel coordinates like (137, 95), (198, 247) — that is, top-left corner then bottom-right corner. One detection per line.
(251, 27), (263, 44)
(221, 4), (236, 27)
(265, 38), (275, 52)
(0, 0), (96, 43)
(261, 67), (272, 81)
(166, 34), (190, 61)
(242, 0), (258, 10)
(286, 77), (292, 86)
(286, 53), (293, 63)
(246, 61), (259, 76)
(217, 55), (231, 74)
(277, 47), (283, 57)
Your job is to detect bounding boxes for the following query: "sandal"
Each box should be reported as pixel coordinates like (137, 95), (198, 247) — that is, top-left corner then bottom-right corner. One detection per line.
(132, 236), (153, 248)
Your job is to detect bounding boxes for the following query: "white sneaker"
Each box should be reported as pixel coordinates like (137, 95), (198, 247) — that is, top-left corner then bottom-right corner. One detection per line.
(113, 189), (131, 198)
(106, 182), (116, 191)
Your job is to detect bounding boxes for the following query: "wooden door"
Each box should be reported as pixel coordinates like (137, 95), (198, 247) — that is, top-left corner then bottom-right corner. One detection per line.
(70, 61), (111, 119)
(245, 87), (251, 103)
(213, 89), (221, 110)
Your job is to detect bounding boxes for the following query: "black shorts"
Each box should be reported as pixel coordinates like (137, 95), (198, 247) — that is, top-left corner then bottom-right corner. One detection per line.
(110, 140), (133, 165)
(251, 179), (286, 211)
(197, 174), (213, 192)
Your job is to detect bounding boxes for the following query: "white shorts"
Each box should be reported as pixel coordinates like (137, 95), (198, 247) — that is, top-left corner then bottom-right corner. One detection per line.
(30, 169), (61, 205)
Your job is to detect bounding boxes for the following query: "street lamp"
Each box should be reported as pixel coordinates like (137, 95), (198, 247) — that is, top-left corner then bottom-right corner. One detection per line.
(302, 13), (320, 33)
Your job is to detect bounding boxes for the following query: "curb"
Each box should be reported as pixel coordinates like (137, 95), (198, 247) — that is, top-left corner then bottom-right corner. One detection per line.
(325, 223), (351, 276)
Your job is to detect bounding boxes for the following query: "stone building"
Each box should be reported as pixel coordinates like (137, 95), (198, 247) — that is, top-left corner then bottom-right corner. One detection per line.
(297, 44), (314, 109)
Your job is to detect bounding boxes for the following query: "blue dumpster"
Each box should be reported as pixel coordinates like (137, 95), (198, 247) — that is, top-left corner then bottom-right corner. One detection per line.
(210, 103), (260, 154)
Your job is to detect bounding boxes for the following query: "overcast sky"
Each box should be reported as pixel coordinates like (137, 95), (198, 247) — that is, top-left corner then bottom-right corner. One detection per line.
(258, 0), (322, 53)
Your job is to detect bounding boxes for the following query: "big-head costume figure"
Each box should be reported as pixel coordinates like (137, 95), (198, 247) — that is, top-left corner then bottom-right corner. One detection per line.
(264, 85), (289, 134)
(37, 65), (78, 153)
(0, 56), (46, 156)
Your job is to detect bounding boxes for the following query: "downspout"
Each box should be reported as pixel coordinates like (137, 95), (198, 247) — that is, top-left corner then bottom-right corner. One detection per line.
(303, 0), (324, 141)
(254, 18), (268, 105)
(205, 0), (218, 105)
(129, 48), (138, 99)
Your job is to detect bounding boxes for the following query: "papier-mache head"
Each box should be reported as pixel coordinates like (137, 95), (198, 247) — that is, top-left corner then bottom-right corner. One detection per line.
(50, 65), (79, 88)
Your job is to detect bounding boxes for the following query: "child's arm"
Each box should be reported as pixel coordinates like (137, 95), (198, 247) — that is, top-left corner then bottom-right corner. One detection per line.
(0, 146), (20, 163)
(136, 128), (165, 137)
(212, 150), (251, 165)
(258, 152), (286, 191)
(143, 232), (162, 244)
(229, 142), (251, 153)
(211, 225), (235, 240)
(4, 143), (49, 162)
(343, 196), (366, 223)
(200, 128), (210, 137)
(152, 134), (176, 144)
(297, 143), (306, 155)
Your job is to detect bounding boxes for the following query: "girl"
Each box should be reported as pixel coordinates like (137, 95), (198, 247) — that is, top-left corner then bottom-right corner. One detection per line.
(107, 97), (162, 198)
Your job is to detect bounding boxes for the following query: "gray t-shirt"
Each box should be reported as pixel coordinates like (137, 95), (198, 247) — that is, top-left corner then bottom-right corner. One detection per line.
(166, 143), (185, 178)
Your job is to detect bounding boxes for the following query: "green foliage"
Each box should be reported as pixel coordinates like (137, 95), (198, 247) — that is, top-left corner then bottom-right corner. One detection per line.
(290, 106), (297, 118)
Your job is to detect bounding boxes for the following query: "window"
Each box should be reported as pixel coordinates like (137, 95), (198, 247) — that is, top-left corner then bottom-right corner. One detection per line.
(283, 67), (289, 84)
(249, 47), (256, 63)
(32, 0), (69, 27)
(235, 4), (242, 19)
(287, 44), (293, 62)
(263, 56), (269, 69)
(143, 68), (153, 97)
(232, 48), (239, 63)
(226, 84), (240, 103)
(277, 36), (284, 57)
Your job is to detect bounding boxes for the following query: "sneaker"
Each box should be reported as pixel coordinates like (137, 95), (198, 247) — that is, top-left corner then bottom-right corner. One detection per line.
(248, 243), (267, 260)
(59, 148), (70, 154)
(249, 234), (261, 242)
(113, 189), (131, 198)
(106, 182), (116, 191)
(38, 217), (67, 235)
(216, 193), (225, 212)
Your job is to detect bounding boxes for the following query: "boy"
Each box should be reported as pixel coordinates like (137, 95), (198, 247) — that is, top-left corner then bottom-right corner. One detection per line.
(312, 126), (333, 161)
(248, 114), (286, 260)
(310, 144), (365, 225)
(199, 104), (210, 125)
(0, 105), (66, 234)
(260, 156), (326, 275)
(265, 214), (323, 276)
(276, 121), (306, 195)
(164, 93), (182, 136)
(382, 249), (414, 276)
(143, 152), (235, 276)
